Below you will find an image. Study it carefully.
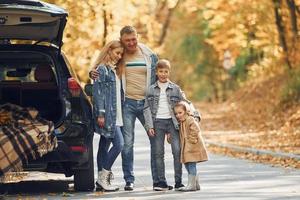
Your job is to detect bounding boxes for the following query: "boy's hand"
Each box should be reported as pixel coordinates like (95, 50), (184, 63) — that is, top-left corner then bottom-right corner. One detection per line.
(194, 116), (201, 122)
(89, 68), (99, 80)
(147, 128), (156, 137)
(97, 117), (105, 128)
(166, 133), (171, 144)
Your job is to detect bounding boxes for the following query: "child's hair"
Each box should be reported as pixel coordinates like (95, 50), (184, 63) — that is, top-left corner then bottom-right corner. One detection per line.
(174, 101), (189, 113)
(156, 59), (171, 70)
(174, 101), (194, 117)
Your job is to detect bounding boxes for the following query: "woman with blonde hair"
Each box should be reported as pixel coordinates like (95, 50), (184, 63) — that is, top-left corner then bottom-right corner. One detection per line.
(92, 40), (125, 192)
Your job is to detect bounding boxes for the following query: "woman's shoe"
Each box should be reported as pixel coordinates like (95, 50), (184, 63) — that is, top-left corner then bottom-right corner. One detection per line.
(95, 181), (103, 191)
(107, 170), (119, 191)
(95, 170), (103, 191)
(98, 169), (118, 192)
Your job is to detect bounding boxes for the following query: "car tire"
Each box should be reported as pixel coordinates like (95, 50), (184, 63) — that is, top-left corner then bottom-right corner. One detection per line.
(73, 147), (95, 191)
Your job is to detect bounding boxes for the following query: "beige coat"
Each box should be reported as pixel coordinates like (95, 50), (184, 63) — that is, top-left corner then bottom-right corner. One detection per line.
(179, 115), (208, 163)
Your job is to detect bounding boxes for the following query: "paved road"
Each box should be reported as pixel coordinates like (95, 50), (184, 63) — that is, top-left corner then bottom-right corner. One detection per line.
(1, 122), (300, 199)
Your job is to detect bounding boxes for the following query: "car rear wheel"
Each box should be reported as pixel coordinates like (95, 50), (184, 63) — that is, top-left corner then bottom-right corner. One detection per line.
(73, 147), (95, 191)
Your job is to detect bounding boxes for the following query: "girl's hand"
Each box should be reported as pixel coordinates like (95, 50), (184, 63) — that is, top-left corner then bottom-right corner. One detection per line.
(97, 117), (105, 128)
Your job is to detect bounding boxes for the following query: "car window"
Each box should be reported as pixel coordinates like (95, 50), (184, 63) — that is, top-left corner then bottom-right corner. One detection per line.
(0, 63), (55, 82)
(0, 64), (35, 82)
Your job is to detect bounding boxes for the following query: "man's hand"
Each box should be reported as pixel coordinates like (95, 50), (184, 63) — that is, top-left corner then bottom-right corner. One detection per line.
(97, 116), (105, 128)
(89, 68), (100, 80)
(147, 128), (156, 137)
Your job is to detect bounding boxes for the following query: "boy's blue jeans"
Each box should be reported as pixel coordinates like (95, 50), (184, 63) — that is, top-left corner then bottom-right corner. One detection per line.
(121, 98), (158, 184)
(153, 118), (182, 184)
(97, 126), (124, 171)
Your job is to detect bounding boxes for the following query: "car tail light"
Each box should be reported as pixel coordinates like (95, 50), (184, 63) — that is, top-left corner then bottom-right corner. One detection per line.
(70, 146), (87, 153)
(68, 78), (81, 97)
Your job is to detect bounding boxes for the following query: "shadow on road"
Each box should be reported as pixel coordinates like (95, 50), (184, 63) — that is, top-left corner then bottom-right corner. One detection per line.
(0, 180), (72, 195)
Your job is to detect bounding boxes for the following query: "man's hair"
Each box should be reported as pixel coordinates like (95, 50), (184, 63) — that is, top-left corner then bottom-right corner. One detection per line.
(156, 59), (171, 70)
(120, 25), (137, 36)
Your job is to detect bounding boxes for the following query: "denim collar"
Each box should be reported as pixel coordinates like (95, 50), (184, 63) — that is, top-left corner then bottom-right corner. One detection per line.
(153, 80), (174, 89)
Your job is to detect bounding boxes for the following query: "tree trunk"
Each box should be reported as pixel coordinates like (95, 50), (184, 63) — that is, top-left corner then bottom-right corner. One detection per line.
(102, 2), (108, 46)
(157, 0), (181, 46)
(295, 3), (300, 14)
(286, 0), (298, 40)
(273, 0), (292, 69)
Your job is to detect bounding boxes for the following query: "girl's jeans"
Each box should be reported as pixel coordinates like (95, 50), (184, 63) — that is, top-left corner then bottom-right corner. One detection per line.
(184, 162), (197, 176)
(97, 126), (124, 171)
(153, 118), (182, 184)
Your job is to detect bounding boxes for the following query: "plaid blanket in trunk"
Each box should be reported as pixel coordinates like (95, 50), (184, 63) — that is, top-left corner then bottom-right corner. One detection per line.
(0, 103), (57, 178)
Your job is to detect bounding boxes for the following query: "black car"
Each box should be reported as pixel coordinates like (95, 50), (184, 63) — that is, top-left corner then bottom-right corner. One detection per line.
(0, 0), (94, 191)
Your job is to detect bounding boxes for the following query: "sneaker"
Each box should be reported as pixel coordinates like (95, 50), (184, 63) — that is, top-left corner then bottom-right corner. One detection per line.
(124, 182), (134, 191)
(153, 181), (173, 191)
(153, 182), (174, 190)
(174, 182), (185, 191)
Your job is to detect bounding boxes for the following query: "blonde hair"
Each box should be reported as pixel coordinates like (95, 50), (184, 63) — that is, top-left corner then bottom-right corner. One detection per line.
(174, 101), (192, 115)
(91, 40), (124, 77)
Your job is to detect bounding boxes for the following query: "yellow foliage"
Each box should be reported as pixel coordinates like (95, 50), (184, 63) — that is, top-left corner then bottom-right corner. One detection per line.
(42, 0), (300, 86)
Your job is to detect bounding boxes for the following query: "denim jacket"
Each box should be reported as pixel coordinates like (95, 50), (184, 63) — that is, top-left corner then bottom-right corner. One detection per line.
(93, 65), (123, 138)
(143, 81), (200, 131)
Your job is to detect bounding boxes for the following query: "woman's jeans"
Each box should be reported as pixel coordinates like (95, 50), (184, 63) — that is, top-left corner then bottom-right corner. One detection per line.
(97, 126), (124, 171)
(184, 162), (197, 176)
(153, 118), (182, 184)
(121, 98), (158, 184)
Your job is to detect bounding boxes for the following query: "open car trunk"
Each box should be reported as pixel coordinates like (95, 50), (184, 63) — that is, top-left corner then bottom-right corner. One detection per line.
(0, 51), (63, 125)
(0, 0), (68, 48)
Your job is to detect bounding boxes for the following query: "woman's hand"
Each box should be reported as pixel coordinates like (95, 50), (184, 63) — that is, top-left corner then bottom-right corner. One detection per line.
(97, 116), (105, 128)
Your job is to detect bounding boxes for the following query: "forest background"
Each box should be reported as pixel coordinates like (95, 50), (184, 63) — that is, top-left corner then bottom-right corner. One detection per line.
(44, 0), (300, 168)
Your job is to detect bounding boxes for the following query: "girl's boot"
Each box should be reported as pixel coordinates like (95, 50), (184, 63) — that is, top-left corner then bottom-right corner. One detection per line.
(196, 173), (201, 190)
(179, 174), (197, 192)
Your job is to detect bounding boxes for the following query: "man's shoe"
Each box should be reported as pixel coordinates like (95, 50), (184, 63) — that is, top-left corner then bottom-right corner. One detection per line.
(153, 182), (172, 190)
(153, 181), (173, 191)
(124, 182), (134, 191)
(174, 182), (185, 191)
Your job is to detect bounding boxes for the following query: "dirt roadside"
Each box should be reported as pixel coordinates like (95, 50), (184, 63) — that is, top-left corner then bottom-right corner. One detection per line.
(196, 74), (300, 169)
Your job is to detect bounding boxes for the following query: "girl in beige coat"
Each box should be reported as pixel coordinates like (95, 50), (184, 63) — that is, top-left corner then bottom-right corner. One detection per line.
(174, 101), (208, 191)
